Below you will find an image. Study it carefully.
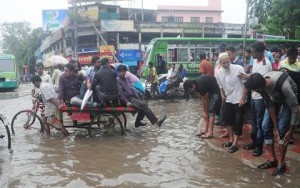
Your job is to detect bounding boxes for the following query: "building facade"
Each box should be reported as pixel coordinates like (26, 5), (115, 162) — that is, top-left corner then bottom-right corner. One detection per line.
(40, 0), (244, 66)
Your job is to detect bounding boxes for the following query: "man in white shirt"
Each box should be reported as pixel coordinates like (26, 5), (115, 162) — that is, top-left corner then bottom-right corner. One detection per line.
(31, 63), (52, 98)
(241, 41), (272, 157)
(31, 75), (69, 136)
(216, 52), (248, 153)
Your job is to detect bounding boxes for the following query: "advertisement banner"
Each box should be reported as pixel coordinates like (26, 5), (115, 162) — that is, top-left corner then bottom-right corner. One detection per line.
(117, 50), (142, 61)
(42, 9), (68, 32)
(78, 54), (99, 65)
(99, 45), (115, 53)
(78, 6), (98, 21)
(101, 20), (134, 32)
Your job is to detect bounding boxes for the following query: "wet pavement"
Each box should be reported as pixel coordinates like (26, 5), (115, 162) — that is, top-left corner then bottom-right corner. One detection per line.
(0, 84), (300, 187)
(205, 124), (300, 177)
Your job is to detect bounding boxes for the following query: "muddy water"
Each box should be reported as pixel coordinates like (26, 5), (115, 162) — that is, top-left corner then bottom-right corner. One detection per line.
(0, 85), (299, 187)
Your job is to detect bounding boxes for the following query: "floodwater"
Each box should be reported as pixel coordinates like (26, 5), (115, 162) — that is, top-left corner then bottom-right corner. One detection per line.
(0, 84), (299, 187)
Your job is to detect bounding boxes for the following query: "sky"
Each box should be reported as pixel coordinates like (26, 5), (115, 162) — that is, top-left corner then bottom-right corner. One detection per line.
(0, 0), (247, 29)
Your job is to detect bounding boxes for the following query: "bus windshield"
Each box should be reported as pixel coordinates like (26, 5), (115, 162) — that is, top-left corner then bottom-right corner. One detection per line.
(0, 59), (14, 72)
(143, 45), (153, 64)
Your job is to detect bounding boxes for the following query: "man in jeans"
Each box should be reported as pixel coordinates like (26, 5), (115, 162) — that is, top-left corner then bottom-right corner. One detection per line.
(241, 41), (272, 156)
(244, 72), (299, 176)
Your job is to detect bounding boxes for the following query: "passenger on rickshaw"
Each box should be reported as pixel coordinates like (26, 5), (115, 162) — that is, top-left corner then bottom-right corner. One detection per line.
(117, 65), (167, 128)
(59, 63), (97, 107)
(92, 58), (119, 106)
(159, 64), (181, 94)
(178, 64), (187, 79)
(31, 75), (69, 136)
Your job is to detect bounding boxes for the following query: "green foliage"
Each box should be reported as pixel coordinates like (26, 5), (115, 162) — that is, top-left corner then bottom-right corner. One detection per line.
(0, 22), (44, 67)
(249, 0), (300, 39)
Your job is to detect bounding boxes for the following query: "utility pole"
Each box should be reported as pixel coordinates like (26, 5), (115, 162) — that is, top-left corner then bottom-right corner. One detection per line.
(73, 0), (78, 60)
(141, 0), (144, 22)
(242, 0), (250, 63)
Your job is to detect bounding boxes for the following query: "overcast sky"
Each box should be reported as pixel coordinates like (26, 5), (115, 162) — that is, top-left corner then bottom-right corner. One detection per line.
(0, 0), (247, 29)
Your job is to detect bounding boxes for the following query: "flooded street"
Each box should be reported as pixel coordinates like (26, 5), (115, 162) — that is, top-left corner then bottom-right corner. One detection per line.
(0, 84), (299, 187)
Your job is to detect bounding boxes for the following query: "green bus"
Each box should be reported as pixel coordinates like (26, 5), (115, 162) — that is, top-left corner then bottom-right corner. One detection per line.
(142, 37), (300, 78)
(0, 54), (20, 90)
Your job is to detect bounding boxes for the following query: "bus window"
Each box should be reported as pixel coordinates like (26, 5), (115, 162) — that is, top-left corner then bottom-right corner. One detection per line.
(194, 48), (207, 62)
(177, 48), (189, 62)
(0, 59), (14, 72)
(168, 48), (177, 62)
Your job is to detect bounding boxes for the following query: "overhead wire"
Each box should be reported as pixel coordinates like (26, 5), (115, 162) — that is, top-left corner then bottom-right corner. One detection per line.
(77, 1), (120, 62)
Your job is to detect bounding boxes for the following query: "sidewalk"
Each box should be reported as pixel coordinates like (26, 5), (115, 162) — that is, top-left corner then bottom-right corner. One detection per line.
(203, 124), (300, 177)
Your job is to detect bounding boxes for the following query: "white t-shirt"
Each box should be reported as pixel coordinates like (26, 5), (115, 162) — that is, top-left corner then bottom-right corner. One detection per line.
(216, 64), (245, 104)
(40, 83), (58, 117)
(251, 57), (272, 99)
(32, 72), (53, 93)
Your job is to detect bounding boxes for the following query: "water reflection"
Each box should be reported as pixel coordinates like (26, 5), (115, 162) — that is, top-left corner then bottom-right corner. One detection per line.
(1, 94), (300, 187)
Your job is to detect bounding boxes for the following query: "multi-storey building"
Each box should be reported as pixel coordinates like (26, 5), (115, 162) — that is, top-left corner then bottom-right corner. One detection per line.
(40, 0), (244, 66)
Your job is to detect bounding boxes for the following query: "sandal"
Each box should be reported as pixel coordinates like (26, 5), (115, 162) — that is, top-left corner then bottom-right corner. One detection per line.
(243, 143), (255, 150)
(201, 135), (214, 139)
(196, 132), (205, 136)
(222, 141), (232, 147)
(228, 145), (239, 153)
(252, 149), (263, 156)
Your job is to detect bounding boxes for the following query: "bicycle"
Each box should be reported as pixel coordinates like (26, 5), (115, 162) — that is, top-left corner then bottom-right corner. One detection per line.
(11, 94), (44, 135)
(0, 112), (11, 149)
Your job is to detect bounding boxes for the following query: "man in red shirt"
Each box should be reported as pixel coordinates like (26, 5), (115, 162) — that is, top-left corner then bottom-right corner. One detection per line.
(199, 52), (214, 76)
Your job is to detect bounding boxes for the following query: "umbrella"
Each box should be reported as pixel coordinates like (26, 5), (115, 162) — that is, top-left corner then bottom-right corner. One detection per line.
(81, 89), (93, 110)
(44, 55), (69, 67)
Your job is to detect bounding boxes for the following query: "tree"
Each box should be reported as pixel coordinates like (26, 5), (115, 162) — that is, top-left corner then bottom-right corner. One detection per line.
(248, 0), (272, 32)
(248, 0), (300, 39)
(266, 0), (300, 39)
(0, 22), (44, 67)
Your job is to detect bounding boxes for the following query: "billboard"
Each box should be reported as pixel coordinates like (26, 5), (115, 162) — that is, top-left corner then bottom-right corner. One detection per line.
(117, 50), (142, 61)
(42, 9), (68, 32)
(101, 20), (134, 32)
(99, 45), (115, 63)
(78, 6), (98, 21)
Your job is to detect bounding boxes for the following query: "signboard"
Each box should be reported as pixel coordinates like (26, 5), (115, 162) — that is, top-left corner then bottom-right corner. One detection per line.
(78, 54), (99, 65)
(117, 50), (142, 61)
(42, 9), (68, 32)
(99, 45), (115, 53)
(78, 6), (98, 21)
(123, 61), (138, 67)
(256, 33), (285, 40)
(101, 20), (134, 32)
(99, 45), (115, 63)
(78, 47), (98, 54)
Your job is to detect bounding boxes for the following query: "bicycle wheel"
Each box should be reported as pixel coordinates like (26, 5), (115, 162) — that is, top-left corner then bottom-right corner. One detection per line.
(11, 110), (43, 135)
(89, 113), (123, 137)
(0, 114), (11, 149)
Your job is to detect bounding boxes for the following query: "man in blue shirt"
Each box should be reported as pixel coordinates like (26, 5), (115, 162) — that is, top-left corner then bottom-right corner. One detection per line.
(226, 46), (244, 67)
(86, 56), (101, 90)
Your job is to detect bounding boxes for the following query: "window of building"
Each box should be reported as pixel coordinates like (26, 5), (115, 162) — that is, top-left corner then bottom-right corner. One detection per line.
(206, 17), (213, 23)
(162, 16), (183, 23)
(174, 17), (183, 23)
(162, 16), (169, 22)
(191, 17), (200, 23)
